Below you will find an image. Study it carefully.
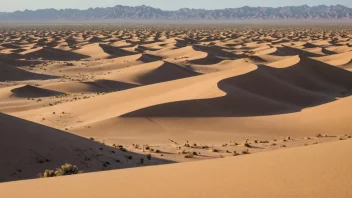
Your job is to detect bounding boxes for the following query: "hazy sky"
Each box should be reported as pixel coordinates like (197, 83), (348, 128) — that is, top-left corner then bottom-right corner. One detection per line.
(1, 0), (351, 12)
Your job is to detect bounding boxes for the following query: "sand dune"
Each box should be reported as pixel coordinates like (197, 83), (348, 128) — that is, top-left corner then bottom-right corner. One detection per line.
(11, 54), (352, 145)
(73, 43), (110, 59)
(103, 60), (198, 85)
(1, 139), (351, 198)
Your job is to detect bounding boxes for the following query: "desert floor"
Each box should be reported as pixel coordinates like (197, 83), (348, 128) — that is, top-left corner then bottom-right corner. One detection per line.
(0, 24), (352, 197)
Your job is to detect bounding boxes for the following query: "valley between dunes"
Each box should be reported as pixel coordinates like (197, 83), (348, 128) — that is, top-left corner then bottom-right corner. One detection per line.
(0, 24), (352, 197)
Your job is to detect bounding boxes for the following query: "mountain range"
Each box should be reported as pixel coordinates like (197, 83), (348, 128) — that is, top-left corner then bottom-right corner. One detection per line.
(0, 4), (351, 21)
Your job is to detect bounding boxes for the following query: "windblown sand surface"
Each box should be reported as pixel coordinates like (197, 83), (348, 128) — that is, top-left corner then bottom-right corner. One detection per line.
(0, 25), (352, 196)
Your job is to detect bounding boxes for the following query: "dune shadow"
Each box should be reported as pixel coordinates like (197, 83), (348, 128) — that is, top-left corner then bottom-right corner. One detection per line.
(93, 79), (139, 92)
(137, 53), (163, 63)
(270, 46), (324, 57)
(24, 47), (90, 61)
(187, 53), (225, 65)
(0, 63), (58, 81)
(0, 113), (174, 183)
(11, 85), (65, 98)
(0, 54), (44, 67)
(134, 61), (200, 85)
(122, 57), (352, 118)
(192, 44), (243, 59)
(99, 44), (139, 58)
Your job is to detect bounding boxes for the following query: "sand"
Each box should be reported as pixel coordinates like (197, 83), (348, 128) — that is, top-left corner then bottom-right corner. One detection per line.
(1, 139), (351, 198)
(0, 24), (352, 196)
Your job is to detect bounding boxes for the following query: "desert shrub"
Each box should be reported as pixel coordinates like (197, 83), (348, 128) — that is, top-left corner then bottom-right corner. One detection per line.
(244, 142), (251, 148)
(211, 148), (219, 152)
(155, 150), (161, 153)
(184, 153), (194, 158)
(233, 151), (239, 156)
(146, 154), (152, 160)
(242, 149), (250, 155)
(42, 163), (82, 178)
(184, 143), (191, 147)
(43, 170), (55, 178)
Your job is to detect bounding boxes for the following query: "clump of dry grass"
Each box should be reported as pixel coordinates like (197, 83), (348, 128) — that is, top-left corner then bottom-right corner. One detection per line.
(42, 163), (82, 178)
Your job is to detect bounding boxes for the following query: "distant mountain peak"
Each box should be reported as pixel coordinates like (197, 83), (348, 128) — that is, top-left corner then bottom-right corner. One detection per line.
(0, 4), (351, 21)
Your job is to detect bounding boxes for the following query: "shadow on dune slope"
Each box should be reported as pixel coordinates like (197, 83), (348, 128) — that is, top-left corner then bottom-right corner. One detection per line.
(24, 47), (90, 61)
(122, 56), (352, 117)
(99, 44), (139, 58)
(0, 113), (173, 183)
(135, 61), (200, 85)
(0, 62), (58, 81)
(11, 85), (65, 98)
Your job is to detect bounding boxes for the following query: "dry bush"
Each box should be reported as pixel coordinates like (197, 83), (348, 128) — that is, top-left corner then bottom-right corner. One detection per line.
(42, 163), (82, 178)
